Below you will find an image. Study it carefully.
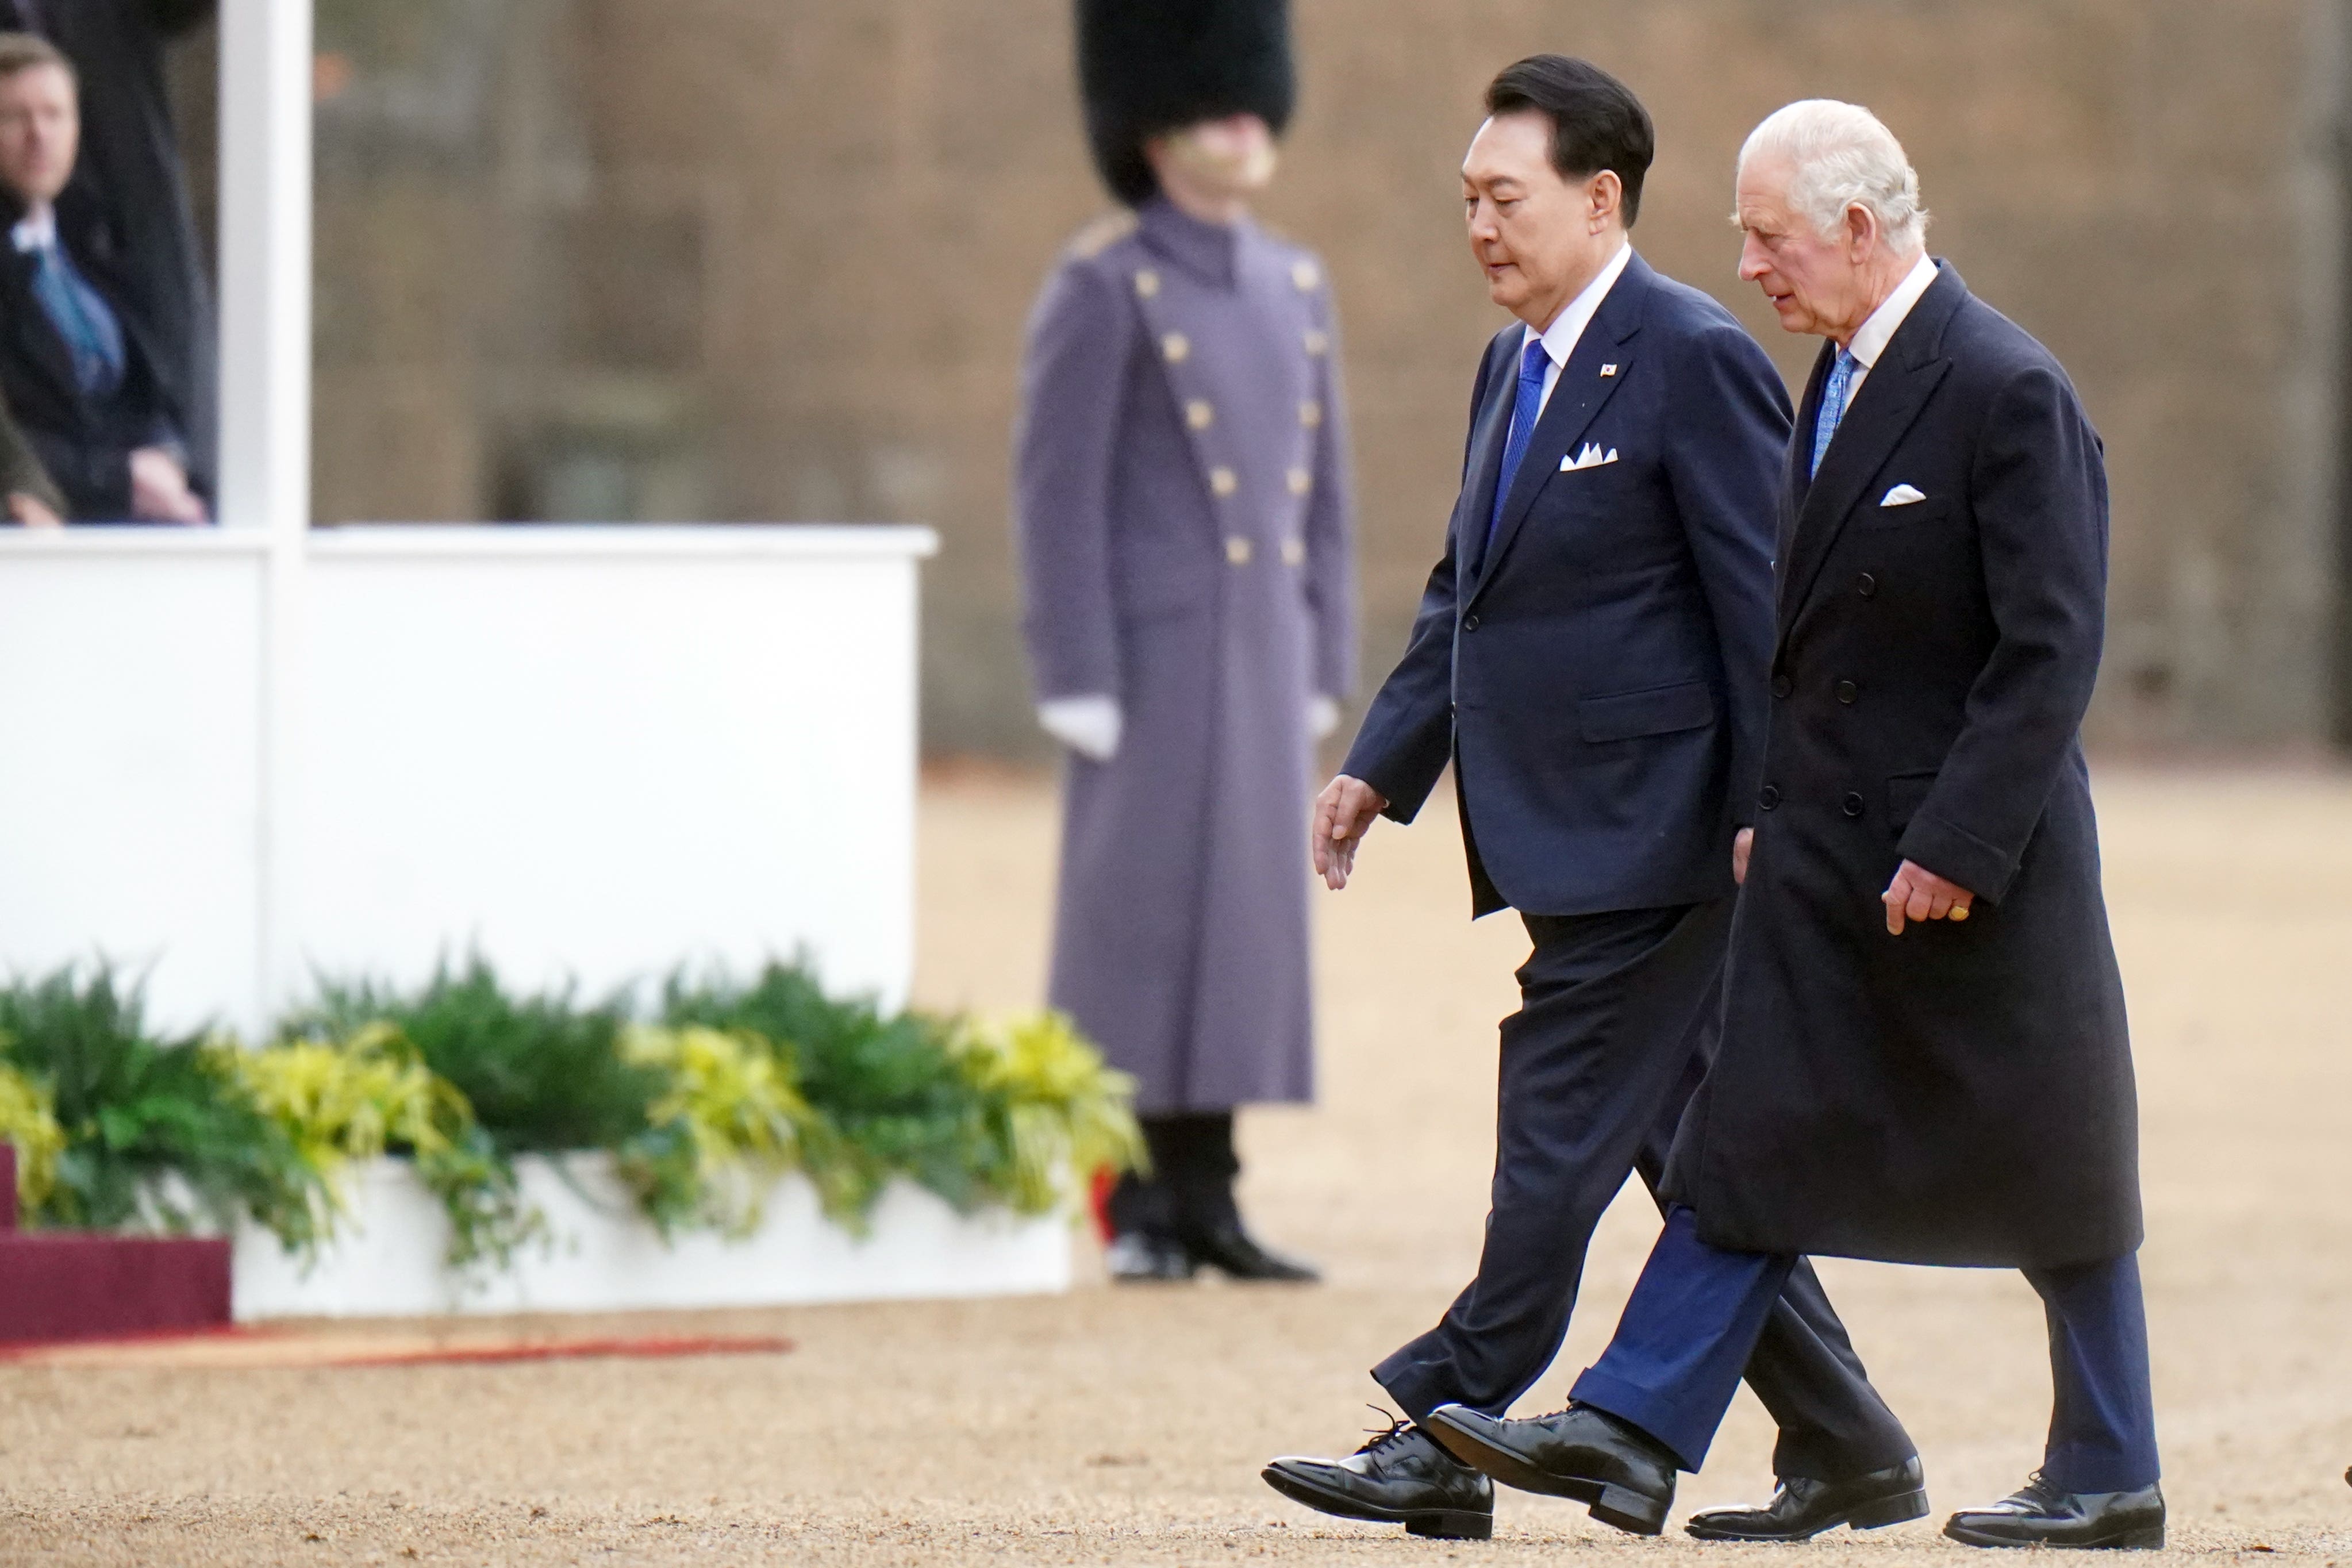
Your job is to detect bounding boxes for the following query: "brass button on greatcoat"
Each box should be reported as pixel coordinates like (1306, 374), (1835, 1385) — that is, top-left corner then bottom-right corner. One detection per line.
(1209, 466), (1238, 497)
(1835, 680), (1858, 705)
(1186, 399), (1215, 431)
(1842, 791), (1866, 818)
(1133, 268), (1160, 298)
(1287, 467), (1312, 495)
(1162, 332), (1190, 363)
(1281, 538), (1306, 566)
(1224, 536), (1252, 566)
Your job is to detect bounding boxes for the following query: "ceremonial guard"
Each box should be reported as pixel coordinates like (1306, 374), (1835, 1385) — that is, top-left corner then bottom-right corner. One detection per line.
(1013, 0), (1356, 1282)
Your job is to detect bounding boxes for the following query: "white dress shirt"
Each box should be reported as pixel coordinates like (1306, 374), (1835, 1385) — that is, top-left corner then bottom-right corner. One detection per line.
(1841, 252), (1939, 402)
(1522, 240), (1634, 415)
(9, 205), (55, 254)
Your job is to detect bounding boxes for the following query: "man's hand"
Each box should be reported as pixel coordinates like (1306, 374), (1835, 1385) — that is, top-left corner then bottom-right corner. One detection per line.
(1311, 773), (1388, 891)
(129, 447), (207, 525)
(1882, 858), (1975, 935)
(1733, 827), (1753, 886)
(6, 491), (59, 526)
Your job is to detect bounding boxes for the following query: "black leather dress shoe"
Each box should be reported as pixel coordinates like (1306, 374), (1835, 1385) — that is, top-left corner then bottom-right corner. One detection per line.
(1943, 1473), (2165, 1549)
(1685, 1456), (1930, 1541)
(1426, 1402), (1677, 1536)
(1262, 1413), (1493, 1539)
(1183, 1223), (1320, 1282)
(1104, 1232), (1195, 1282)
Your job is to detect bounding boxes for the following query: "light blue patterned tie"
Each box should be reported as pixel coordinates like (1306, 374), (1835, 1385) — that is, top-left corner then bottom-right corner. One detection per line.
(29, 236), (126, 398)
(1486, 336), (1552, 548)
(1809, 348), (1858, 478)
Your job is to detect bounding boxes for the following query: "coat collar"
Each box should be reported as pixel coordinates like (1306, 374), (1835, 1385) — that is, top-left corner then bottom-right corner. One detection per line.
(1777, 260), (1966, 631)
(1465, 251), (1652, 600)
(1136, 196), (1244, 289)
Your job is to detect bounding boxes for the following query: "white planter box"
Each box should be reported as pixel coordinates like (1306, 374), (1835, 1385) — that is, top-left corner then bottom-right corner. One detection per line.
(231, 1153), (1073, 1320)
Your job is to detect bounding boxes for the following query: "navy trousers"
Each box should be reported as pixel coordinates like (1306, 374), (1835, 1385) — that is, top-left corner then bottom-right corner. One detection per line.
(1373, 902), (1915, 1481)
(1571, 1207), (2161, 1490)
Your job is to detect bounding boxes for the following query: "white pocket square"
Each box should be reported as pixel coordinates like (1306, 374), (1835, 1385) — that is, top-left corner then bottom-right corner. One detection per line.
(1880, 483), (1927, 506)
(1562, 443), (1620, 471)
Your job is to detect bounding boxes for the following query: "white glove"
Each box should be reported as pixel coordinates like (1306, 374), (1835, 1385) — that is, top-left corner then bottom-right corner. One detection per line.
(1038, 694), (1121, 762)
(1308, 693), (1343, 741)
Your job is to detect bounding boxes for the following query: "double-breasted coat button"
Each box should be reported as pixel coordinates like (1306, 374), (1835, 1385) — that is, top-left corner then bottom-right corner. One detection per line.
(1857, 572), (1878, 598)
(1287, 467), (1312, 495)
(1292, 259), (1320, 291)
(1302, 328), (1329, 357)
(1462, 613), (1481, 631)
(1300, 399), (1323, 428)
(1280, 538), (1305, 566)
(1225, 536), (1252, 565)
(1842, 791), (1865, 817)
(1186, 399), (1215, 431)
(1835, 680), (1858, 705)
(1133, 268), (1160, 298)
(1162, 332), (1190, 363)
(1771, 674), (1794, 699)
(1209, 466), (1238, 497)
(1759, 784), (1781, 810)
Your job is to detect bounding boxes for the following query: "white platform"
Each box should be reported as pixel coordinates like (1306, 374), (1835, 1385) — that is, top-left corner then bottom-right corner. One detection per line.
(232, 1153), (1073, 1319)
(0, 524), (937, 1032)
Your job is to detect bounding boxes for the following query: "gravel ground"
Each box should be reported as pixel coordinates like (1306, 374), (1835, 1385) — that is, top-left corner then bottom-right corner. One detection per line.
(5, 767), (2350, 1566)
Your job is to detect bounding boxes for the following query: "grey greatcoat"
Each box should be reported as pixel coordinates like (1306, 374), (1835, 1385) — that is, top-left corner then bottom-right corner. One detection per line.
(1013, 196), (1355, 1114)
(1665, 264), (2140, 1269)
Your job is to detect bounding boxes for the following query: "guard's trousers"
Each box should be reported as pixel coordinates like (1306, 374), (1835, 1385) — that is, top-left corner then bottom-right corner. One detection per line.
(1573, 1206), (2160, 1490)
(1373, 900), (1916, 1481)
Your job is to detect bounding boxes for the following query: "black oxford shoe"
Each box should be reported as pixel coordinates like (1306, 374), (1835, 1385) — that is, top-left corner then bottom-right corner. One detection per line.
(1425, 1402), (1677, 1536)
(1685, 1456), (1930, 1541)
(1104, 1232), (1194, 1282)
(1183, 1223), (1320, 1283)
(1262, 1413), (1493, 1539)
(1943, 1473), (2165, 1549)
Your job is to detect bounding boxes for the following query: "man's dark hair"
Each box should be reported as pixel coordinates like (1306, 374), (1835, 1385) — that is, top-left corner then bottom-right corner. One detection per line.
(1484, 55), (1654, 226)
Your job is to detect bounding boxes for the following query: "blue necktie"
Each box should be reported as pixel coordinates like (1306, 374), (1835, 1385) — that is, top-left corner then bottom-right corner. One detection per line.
(30, 236), (127, 399)
(1486, 336), (1552, 547)
(1809, 348), (1858, 478)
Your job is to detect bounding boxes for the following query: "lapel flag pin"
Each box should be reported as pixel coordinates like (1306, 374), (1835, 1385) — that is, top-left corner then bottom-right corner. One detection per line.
(1600, 364), (1618, 377)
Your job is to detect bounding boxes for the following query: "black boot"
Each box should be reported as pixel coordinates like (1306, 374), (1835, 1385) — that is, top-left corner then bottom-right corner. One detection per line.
(1263, 1412), (1493, 1539)
(1943, 1473), (2165, 1549)
(1685, 1456), (1930, 1540)
(1151, 1111), (1321, 1283)
(1102, 1147), (1191, 1283)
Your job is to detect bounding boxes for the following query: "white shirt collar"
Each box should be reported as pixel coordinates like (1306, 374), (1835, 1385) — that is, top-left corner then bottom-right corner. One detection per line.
(1845, 252), (1938, 370)
(9, 206), (55, 254)
(1524, 240), (1634, 368)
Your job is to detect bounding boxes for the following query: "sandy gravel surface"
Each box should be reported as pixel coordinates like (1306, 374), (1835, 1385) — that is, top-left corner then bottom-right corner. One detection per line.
(5, 767), (2350, 1566)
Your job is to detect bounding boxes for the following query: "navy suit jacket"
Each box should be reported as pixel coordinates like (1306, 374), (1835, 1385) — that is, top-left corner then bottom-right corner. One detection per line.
(1342, 253), (1787, 917)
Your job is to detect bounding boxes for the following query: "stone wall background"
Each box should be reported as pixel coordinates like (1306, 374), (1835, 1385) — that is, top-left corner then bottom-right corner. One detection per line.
(302, 0), (2350, 755)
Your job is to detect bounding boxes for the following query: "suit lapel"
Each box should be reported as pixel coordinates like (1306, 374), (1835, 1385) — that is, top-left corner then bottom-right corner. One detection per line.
(1470, 254), (1650, 602)
(1775, 264), (1964, 632)
(1, 249), (82, 410)
(1456, 332), (1519, 592)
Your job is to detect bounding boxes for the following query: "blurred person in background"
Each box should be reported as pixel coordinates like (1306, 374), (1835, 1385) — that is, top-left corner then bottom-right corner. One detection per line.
(1422, 99), (2159, 1551)
(1014, 0), (1355, 1285)
(0, 32), (205, 524)
(1264, 59), (1917, 1543)
(0, 0), (215, 493)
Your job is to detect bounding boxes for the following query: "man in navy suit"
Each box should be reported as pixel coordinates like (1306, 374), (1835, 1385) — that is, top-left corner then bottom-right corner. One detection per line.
(1424, 100), (2161, 1550)
(1260, 59), (1920, 1544)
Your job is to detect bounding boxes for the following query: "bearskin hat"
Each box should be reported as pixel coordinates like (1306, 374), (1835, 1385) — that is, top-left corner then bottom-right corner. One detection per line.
(1077, 0), (1296, 206)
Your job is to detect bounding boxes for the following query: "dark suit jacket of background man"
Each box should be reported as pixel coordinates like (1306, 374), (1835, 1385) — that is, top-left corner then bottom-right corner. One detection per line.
(4, 0), (217, 490)
(1344, 253), (1776, 916)
(1665, 261), (2140, 1271)
(0, 187), (194, 520)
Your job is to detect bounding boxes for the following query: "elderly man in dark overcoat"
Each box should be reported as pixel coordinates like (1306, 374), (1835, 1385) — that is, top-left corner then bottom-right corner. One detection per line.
(1013, 0), (1354, 1284)
(1260, 60), (1920, 1545)
(1425, 100), (2162, 1551)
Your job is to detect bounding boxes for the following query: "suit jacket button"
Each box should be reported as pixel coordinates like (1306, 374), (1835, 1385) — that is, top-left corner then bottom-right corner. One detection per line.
(1857, 572), (1878, 598)
(1462, 613), (1480, 631)
(1842, 791), (1865, 817)
(1770, 674), (1793, 699)
(1835, 679), (1858, 705)
(1759, 785), (1780, 810)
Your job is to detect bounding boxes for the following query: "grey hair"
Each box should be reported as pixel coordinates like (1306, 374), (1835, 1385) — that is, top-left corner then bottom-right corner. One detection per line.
(1736, 99), (1928, 252)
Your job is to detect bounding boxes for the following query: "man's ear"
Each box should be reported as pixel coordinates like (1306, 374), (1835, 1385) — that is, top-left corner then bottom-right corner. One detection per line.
(1844, 201), (1880, 260)
(1588, 170), (1624, 229)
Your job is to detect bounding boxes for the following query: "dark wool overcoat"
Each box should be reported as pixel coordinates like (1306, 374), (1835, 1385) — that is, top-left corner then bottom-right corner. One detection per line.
(1665, 263), (2142, 1269)
(1013, 197), (1355, 1115)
